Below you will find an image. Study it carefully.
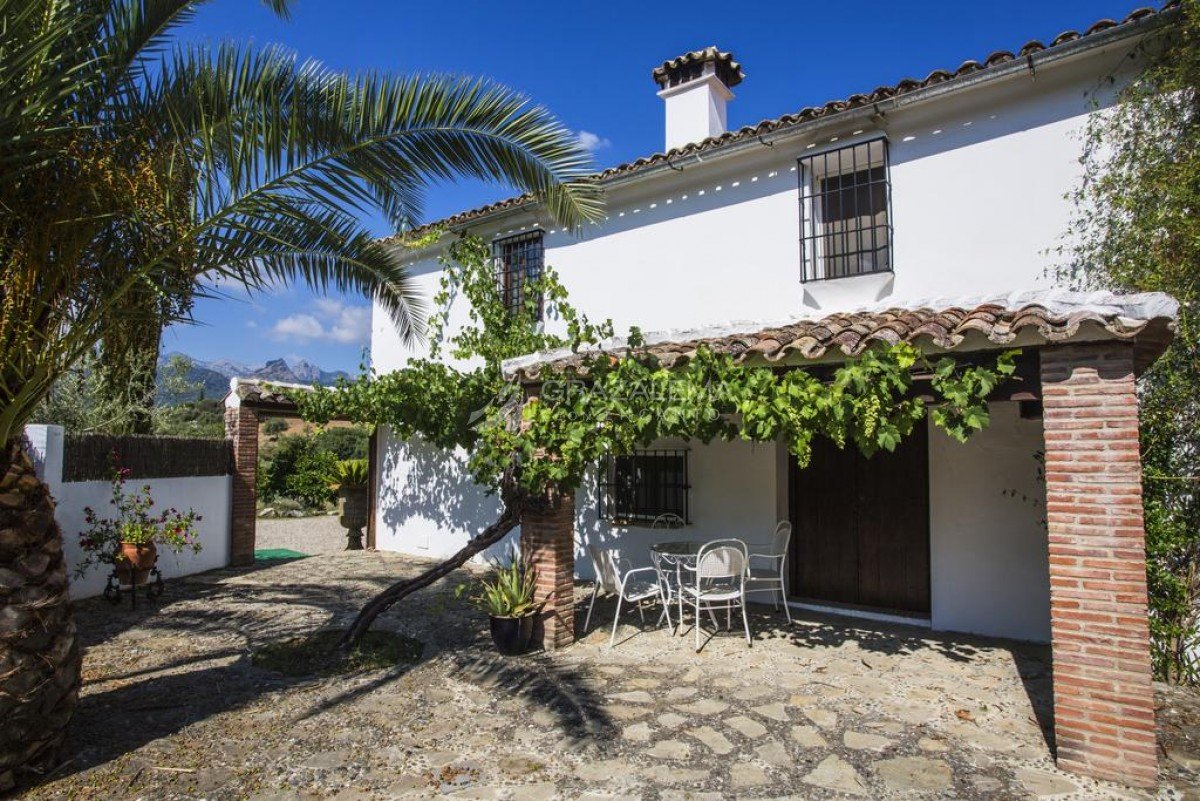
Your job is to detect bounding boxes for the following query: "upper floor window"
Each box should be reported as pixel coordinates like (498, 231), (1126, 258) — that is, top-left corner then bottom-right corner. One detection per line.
(493, 231), (544, 318)
(798, 138), (892, 281)
(598, 449), (690, 525)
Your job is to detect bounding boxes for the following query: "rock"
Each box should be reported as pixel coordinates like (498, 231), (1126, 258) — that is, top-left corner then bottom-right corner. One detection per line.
(640, 766), (709, 786)
(725, 715), (768, 738)
(843, 730), (892, 751)
(575, 759), (635, 782)
(750, 702), (790, 722)
(656, 712), (687, 729)
(1015, 767), (1079, 798)
(497, 755), (544, 777)
(687, 725), (735, 755)
(301, 749), (351, 769)
(874, 757), (954, 792)
(646, 739), (691, 760)
(659, 792), (721, 801)
(802, 755), (868, 796)
(730, 762), (769, 787)
(803, 708), (837, 729)
(664, 686), (697, 701)
(790, 725), (827, 748)
(621, 722), (653, 743)
(1168, 748), (1200, 772)
(608, 690), (653, 704)
(676, 698), (728, 715)
(607, 705), (651, 721)
(754, 740), (791, 767)
(917, 736), (949, 752)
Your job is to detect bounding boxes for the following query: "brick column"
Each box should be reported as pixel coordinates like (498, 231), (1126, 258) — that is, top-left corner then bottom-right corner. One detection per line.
(224, 406), (258, 567)
(520, 492), (575, 650)
(1040, 342), (1156, 787)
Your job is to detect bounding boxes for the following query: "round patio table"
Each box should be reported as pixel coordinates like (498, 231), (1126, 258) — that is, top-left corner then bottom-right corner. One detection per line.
(650, 541), (701, 632)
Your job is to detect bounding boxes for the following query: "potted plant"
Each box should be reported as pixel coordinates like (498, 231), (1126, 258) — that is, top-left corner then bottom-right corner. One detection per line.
(77, 461), (202, 587)
(328, 458), (369, 550)
(458, 552), (542, 655)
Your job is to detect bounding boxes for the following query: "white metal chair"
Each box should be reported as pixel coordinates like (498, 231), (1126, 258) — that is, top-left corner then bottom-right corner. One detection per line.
(745, 521), (793, 623)
(681, 539), (752, 652)
(584, 545), (664, 648)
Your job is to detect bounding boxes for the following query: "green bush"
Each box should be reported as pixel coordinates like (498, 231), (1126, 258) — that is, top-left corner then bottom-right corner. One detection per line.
(258, 433), (339, 508)
(313, 426), (368, 460)
(262, 418), (288, 436)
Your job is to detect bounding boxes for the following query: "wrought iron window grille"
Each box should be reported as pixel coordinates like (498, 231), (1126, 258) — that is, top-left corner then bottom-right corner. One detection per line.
(492, 230), (544, 319)
(598, 449), (690, 525)
(798, 137), (893, 282)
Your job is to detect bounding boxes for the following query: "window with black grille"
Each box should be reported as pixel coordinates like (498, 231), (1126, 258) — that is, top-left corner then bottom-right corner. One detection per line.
(492, 231), (544, 318)
(798, 138), (892, 281)
(598, 449), (690, 525)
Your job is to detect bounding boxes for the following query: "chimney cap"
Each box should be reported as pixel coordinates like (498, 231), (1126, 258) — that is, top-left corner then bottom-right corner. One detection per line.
(652, 46), (743, 90)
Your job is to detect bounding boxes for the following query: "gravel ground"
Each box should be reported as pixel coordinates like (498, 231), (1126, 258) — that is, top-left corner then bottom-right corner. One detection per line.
(17, 552), (1200, 800)
(256, 514), (347, 555)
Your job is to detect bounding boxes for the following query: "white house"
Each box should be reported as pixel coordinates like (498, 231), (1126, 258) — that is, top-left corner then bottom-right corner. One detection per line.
(355, 6), (1178, 786)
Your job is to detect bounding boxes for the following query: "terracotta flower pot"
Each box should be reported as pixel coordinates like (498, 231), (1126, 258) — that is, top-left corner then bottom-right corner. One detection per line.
(116, 541), (157, 586)
(337, 486), (369, 550)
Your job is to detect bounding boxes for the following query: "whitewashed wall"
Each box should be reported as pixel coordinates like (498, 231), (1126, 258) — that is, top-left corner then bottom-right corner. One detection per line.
(574, 438), (780, 580)
(25, 425), (233, 600)
(929, 403), (1050, 642)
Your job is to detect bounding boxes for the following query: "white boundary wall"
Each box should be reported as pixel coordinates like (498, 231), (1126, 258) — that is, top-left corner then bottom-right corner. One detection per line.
(24, 425), (233, 600)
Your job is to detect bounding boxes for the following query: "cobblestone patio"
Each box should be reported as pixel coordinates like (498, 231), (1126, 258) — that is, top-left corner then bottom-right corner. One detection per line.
(21, 552), (1200, 800)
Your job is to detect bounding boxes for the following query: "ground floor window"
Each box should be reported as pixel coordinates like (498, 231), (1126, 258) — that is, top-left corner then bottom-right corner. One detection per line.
(598, 449), (690, 525)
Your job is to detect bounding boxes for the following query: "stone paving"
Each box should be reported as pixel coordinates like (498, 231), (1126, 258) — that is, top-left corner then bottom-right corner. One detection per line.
(21, 552), (1200, 800)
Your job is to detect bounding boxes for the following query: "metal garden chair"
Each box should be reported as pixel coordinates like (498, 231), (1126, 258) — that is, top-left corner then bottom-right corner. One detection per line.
(745, 520), (793, 623)
(584, 545), (664, 648)
(681, 538), (752, 651)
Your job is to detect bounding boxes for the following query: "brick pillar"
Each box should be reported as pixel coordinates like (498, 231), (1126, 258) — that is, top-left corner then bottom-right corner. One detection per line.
(224, 406), (258, 567)
(1040, 342), (1156, 787)
(520, 492), (575, 650)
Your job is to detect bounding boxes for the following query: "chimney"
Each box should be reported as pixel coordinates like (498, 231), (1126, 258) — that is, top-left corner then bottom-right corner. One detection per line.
(652, 47), (743, 151)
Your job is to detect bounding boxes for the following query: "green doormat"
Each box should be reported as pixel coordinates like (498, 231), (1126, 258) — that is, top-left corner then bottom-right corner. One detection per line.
(254, 548), (309, 561)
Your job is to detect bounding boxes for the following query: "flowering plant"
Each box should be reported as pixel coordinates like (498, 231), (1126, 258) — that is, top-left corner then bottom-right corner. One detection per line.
(75, 456), (203, 578)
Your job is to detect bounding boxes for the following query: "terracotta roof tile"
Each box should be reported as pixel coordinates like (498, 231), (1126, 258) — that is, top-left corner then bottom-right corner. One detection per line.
(382, 4), (1177, 244)
(502, 292), (1178, 382)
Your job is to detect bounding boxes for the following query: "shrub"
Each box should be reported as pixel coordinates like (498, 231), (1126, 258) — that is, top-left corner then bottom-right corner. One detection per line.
(313, 425), (368, 460)
(262, 418), (288, 436)
(258, 433), (338, 508)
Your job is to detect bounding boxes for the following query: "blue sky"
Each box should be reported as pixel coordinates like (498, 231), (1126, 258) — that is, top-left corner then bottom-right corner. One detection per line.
(165, 0), (1142, 371)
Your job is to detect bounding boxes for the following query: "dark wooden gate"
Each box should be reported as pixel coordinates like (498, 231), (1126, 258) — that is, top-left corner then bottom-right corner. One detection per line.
(788, 419), (930, 614)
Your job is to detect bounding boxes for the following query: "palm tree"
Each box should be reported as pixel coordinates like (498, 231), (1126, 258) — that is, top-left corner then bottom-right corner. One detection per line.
(0, 0), (601, 789)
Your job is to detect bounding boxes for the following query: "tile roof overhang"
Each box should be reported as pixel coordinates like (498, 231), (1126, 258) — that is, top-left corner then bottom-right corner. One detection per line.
(224, 378), (308, 414)
(501, 291), (1179, 384)
(383, 4), (1177, 246)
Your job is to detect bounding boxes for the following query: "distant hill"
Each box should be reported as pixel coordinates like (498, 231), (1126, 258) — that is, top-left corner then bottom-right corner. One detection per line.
(157, 353), (350, 404)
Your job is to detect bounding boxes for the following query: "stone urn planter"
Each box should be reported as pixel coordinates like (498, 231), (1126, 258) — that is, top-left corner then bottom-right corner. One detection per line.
(329, 459), (370, 550)
(336, 486), (368, 550)
(116, 541), (157, 586)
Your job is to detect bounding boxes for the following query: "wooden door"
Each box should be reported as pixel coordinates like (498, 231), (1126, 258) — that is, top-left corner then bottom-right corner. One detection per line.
(788, 420), (931, 614)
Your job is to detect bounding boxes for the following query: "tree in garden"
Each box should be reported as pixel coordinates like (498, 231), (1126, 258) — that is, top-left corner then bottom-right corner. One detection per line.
(293, 236), (1019, 650)
(1059, 0), (1200, 683)
(0, 0), (600, 788)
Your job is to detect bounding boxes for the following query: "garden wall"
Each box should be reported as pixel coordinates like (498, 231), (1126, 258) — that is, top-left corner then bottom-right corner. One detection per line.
(24, 425), (234, 600)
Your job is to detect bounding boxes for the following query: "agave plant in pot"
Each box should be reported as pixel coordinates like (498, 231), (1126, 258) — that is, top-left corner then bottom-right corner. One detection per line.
(76, 462), (202, 588)
(458, 552), (542, 655)
(328, 459), (369, 550)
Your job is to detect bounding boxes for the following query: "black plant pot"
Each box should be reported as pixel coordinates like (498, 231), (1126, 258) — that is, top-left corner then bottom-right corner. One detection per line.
(489, 614), (535, 655)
